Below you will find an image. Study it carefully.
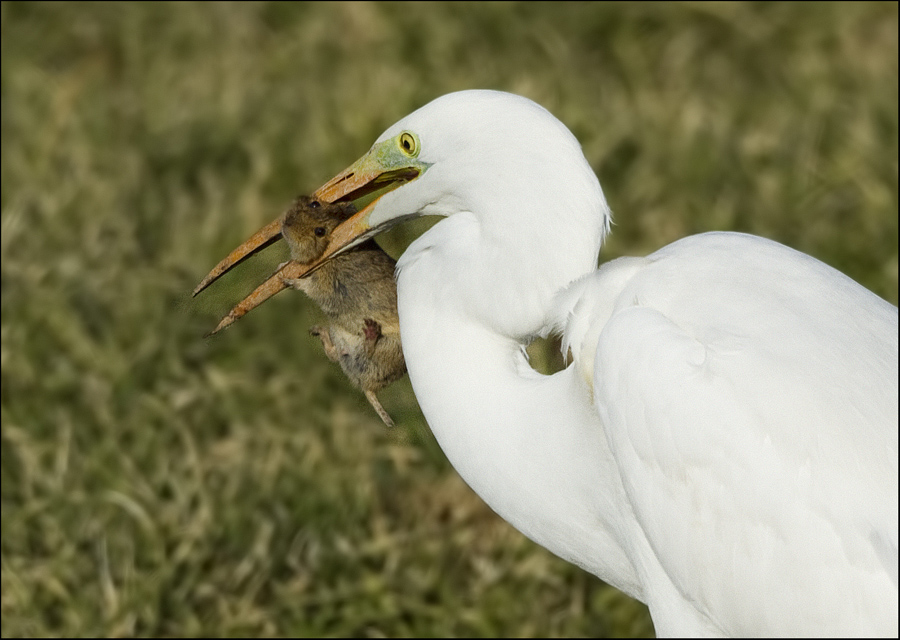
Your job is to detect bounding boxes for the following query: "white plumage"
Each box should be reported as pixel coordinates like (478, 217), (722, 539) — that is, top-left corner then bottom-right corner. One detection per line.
(201, 90), (899, 636)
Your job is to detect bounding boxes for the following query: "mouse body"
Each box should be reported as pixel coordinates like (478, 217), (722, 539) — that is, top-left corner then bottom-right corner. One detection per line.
(281, 196), (406, 426)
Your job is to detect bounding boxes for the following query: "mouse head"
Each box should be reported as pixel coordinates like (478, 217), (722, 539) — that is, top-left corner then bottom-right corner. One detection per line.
(281, 196), (357, 264)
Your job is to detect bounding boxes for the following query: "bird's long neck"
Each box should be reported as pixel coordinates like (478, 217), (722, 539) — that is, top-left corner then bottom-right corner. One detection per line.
(396, 245), (643, 600)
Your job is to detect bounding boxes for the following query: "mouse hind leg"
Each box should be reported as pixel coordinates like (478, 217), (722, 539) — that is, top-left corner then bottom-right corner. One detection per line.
(310, 326), (341, 363)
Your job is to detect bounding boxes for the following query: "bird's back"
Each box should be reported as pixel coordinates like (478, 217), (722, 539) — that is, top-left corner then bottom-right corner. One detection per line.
(557, 231), (898, 636)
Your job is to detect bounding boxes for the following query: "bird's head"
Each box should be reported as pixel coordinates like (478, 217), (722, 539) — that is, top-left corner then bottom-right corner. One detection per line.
(195, 91), (610, 337)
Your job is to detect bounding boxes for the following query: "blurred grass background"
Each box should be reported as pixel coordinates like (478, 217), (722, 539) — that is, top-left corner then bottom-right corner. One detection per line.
(1, 1), (896, 637)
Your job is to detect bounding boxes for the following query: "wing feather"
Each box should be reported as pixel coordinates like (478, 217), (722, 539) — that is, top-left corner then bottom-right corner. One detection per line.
(561, 232), (898, 636)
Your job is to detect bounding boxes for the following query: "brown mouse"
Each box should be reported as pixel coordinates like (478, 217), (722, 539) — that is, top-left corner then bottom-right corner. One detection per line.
(280, 196), (406, 427)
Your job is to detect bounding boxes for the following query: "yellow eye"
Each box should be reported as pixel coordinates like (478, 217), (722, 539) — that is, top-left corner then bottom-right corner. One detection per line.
(398, 131), (418, 156)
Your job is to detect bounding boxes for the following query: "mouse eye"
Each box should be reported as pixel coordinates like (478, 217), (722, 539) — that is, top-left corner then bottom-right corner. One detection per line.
(309, 200), (321, 209)
(314, 227), (326, 237)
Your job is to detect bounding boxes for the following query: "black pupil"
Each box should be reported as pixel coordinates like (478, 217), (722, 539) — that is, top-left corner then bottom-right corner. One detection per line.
(309, 200), (320, 209)
(314, 227), (326, 237)
(403, 138), (410, 150)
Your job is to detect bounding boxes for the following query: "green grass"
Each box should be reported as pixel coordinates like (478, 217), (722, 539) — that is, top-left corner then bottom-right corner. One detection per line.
(2, 1), (896, 637)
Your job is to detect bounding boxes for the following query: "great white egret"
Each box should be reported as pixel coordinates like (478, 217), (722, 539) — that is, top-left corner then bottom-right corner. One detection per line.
(195, 90), (898, 637)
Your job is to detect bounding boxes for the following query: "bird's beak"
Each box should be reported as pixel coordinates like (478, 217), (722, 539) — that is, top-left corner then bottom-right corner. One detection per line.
(194, 139), (424, 334)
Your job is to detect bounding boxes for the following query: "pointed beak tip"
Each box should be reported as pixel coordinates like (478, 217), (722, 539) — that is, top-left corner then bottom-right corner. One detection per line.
(205, 315), (234, 337)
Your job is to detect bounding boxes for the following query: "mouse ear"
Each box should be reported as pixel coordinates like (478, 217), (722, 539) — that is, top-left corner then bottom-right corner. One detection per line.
(335, 201), (359, 221)
(282, 204), (300, 226)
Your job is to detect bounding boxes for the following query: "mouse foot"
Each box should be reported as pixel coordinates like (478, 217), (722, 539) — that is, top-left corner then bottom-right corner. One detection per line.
(310, 326), (340, 362)
(363, 318), (382, 342)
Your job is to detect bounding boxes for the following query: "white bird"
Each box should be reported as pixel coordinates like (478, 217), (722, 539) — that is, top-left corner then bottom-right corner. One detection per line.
(195, 90), (899, 637)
